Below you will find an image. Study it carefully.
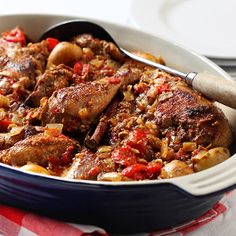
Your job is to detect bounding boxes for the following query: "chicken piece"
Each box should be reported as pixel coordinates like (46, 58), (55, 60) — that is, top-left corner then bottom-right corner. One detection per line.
(0, 40), (49, 100)
(0, 41), (21, 69)
(0, 40), (21, 60)
(25, 64), (73, 107)
(73, 33), (124, 61)
(1, 41), (49, 80)
(64, 149), (115, 180)
(0, 128), (24, 150)
(105, 68), (232, 164)
(0, 133), (76, 167)
(40, 61), (142, 133)
(154, 82), (233, 147)
(84, 97), (119, 149)
(0, 125), (39, 150)
(106, 99), (136, 146)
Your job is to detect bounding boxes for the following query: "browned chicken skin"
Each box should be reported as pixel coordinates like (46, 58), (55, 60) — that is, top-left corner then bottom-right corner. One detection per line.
(0, 133), (77, 167)
(155, 83), (232, 147)
(25, 64), (73, 106)
(73, 33), (124, 61)
(0, 125), (38, 150)
(64, 149), (115, 180)
(40, 61), (143, 133)
(1, 41), (49, 81)
(0, 40), (49, 102)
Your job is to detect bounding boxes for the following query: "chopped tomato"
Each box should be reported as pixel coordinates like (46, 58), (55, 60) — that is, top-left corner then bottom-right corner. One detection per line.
(46, 37), (59, 51)
(51, 108), (61, 114)
(2, 28), (26, 46)
(81, 64), (90, 77)
(88, 166), (100, 177)
(100, 65), (115, 76)
(0, 119), (12, 132)
(111, 145), (137, 166)
(49, 146), (74, 168)
(146, 162), (162, 178)
(73, 62), (90, 82)
(108, 77), (121, 84)
(156, 83), (170, 94)
(61, 145), (74, 164)
(122, 162), (162, 180)
(121, 163), (147, 180)
(73, 62), (83, 75)
(125, 129), (149, 158)
(134, 82), (148, 94)
(48, 156), (60, 167)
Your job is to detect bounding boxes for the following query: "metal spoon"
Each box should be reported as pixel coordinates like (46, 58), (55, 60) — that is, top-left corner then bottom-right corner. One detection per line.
(40, 20), (236, 109)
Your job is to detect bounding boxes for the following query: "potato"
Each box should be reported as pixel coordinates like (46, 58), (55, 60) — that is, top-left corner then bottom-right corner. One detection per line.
(20, 163), (49, 175)
(47, 42), (82, 66)
(97, 172), (123, 181)
(160, 160), (193, 179)
(193, 147), (230, 172)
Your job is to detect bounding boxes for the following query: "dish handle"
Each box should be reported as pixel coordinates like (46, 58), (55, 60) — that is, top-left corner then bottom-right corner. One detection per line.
(170, 155), (236, 196)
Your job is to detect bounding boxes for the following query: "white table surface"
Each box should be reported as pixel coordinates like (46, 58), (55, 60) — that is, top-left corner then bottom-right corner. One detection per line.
(0, 0), (135, 26)
(0, 1), (235, 235)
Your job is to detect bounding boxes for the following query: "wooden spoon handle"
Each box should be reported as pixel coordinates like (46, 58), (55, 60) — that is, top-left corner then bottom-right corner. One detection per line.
(191, 72), (236, 109)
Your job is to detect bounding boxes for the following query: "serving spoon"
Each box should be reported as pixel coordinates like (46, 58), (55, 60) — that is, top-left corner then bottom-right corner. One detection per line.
(40, 20), (236, 109)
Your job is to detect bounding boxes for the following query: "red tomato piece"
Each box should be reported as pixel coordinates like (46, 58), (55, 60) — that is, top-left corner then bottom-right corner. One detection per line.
(2, 28), (26, 46)
(48, 146), (74, 168)
(48, 156), (60, 167)
(100, 65), (115, 76)
(125, 129), (149, 158)
(88, 166), (100, 177)
(111, 145), (137, 167)
(81, 63), (90, 77)
(146, 162), (162, 178)
(61, 145), (74, 164)
(0, 119), (12, 132)
(46, 37), (59, 51)
(133, 83), (148, 94)
(73, 62), (83, 75)
(108, 77), (121, 84)
(156, 83), (170, 94)
(121, 163), (147, 180)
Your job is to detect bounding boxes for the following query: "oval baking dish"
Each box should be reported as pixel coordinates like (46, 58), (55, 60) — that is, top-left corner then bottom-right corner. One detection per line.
(0, 14), (235, 234)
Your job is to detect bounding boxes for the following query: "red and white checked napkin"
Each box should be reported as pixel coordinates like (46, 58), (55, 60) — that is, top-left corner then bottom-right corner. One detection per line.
(0, 190), (236, 236)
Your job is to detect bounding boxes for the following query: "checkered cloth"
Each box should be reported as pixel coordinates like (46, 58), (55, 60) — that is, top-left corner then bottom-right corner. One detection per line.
(0, 191), (235, 236)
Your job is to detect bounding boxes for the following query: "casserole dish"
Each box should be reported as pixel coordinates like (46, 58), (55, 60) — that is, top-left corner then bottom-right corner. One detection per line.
(0, 14), (236, 234)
